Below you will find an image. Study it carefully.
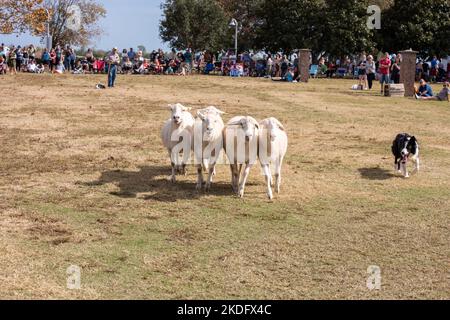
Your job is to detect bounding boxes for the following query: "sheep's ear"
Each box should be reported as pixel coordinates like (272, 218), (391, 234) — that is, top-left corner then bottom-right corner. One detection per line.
(228, 119), (242, 126)
(197, 111), (206, 120)
(248, 117), (260, 129)
(208, 106), (226, 115)
(167, 104), (174, 110)
(274, 118), (286, 131)
(214, 108), (226, 115)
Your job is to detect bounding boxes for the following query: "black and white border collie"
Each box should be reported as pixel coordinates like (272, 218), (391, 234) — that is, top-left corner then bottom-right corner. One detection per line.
(391, 133), (420, 178)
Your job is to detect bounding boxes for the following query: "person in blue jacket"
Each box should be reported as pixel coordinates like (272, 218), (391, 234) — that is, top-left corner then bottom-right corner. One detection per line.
(416, 79), (433, 98)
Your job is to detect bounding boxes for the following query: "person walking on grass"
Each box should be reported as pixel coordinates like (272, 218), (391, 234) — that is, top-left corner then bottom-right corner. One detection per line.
(107, 47), (120, 88)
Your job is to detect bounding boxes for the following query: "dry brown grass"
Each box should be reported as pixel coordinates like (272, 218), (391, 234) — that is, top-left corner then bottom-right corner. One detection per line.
(0, 73), (449, 299)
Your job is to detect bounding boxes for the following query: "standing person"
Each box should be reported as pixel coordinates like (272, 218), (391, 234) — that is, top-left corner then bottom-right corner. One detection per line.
(391, 54), (401, 84)
(357, 54), (368, 89)
(107, 47), (120, 88)
(22, 47), (29, 68)
(85, 48), (95, 73)
(69, 48), (76, 71)
(7, 45), (17, 75)
(379, 52), (391, 95)
(266, 54), (273, 77)
(41, 48), (51, 72)
(50, 48), (56, 72)
(128, 48), (136, 62)
(365, 55), (376, 90)
(55, 45), (62, 65)
(64, 45), (71, 71)
(280, 55), (289, 78)
(183, 48), (193, 74)
(28, 44), (36, 61)
(16, 46), (23, 72)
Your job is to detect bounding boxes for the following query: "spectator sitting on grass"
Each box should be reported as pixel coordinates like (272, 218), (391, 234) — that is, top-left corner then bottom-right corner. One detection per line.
(416, 81), (449, 101)
(27, 59), (37, 73)
(0, 56), (7, 74)
(36, 62), (44, 74)
(416, 79), (434, 98)
(122, 56), (133, 74)
(72, 60), (84, 74)
(271, 67), (295, 82)
(53, 60), (66, 74)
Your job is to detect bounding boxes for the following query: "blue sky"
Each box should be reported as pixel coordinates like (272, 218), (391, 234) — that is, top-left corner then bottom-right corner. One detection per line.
(0, 0), (168, 51)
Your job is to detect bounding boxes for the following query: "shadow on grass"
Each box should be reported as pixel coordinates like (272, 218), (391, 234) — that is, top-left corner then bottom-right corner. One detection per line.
(84, 165), (233, 202)
(358, 167), (396, 180)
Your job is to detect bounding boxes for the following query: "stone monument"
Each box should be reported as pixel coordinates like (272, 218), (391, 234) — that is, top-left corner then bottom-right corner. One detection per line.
(399, 49), (418, 97)
(299, 49), (311, 83)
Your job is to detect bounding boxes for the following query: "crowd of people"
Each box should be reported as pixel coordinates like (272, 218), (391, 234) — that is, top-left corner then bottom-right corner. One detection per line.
(1, 43), (449, 93)
(0, 43), (199, 76)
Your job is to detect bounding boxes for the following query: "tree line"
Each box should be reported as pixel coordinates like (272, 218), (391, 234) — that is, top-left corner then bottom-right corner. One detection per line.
(160, 0), (450, 57)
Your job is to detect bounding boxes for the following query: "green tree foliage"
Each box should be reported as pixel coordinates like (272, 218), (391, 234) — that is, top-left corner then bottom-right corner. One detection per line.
(319, 0), (374, 57)
(217, 0), (263, 50)
(160, 0), (229, 52)
(160, 0), (449, 57)
(254, 0), (322, 54)
(377, 0), (450, 56)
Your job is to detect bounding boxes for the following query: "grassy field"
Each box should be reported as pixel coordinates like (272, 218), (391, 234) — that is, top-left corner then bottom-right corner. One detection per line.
(0, 74), (449, 299)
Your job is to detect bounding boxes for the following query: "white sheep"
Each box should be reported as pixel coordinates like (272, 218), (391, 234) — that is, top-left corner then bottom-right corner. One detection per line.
(258, 117), (288, 200)
(161, 103), (195, 183)
(194, 106), (225, 191)
(223, 116), (259, 198)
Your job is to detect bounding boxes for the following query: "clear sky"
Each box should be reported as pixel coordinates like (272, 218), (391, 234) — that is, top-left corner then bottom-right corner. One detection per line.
(0, 0), (169, 51)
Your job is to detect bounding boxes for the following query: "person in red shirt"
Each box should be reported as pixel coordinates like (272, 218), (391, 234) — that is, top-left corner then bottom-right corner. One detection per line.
(379, 52), (391, 95)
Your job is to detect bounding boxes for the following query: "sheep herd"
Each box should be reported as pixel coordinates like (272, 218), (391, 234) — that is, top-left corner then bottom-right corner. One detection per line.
(161, 104), (288, 199)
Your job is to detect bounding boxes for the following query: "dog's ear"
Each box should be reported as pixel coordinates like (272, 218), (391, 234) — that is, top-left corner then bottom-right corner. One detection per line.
(410, 136), (417, 143)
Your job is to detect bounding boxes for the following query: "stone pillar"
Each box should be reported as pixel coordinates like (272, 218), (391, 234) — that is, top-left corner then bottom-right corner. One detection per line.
(399, 49), (418, 97)
(299, 49), (311, 83)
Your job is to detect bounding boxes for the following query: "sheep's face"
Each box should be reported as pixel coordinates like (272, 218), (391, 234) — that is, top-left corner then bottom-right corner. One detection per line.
(265, 118), (285, 142)
(241, 117), (259, 141)
(200, 113), (222, 142)
(169, 103), (190, 126)
(198, 107), (225, 142)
